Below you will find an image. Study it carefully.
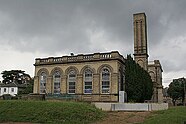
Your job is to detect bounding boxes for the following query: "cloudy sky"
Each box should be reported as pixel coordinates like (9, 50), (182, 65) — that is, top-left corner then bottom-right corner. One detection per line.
(0, 0), (186, 87)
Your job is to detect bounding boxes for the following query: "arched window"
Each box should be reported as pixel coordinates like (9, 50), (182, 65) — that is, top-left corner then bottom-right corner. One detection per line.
(149, 72), (155, 82)
(101, 68), (110, 93)
(84, 69), (93, 94)
(53, 71), (61, 94)
(68, 70), (76, 94)
(40, 72), (47, 93)
(137, 60), (144, 68)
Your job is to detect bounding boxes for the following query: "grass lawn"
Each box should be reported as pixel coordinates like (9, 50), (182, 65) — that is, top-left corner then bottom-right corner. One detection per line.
(0, 100), (104, 124)
(142, 106), (186, 124)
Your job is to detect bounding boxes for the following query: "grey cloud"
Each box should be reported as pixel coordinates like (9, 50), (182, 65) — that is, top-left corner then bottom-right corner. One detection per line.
(0, 0), (186, 79)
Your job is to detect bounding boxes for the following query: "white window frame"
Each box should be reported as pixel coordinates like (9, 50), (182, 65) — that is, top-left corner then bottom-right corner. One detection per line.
(68, 70), (76, 94)
(84, 69), (93, 94)
(101, 68), (110, 94)
(4, 88), (6, 93)
(53, 71), (61, 94)
(11, 88), (14, 92)
(40, 72), (47, 93)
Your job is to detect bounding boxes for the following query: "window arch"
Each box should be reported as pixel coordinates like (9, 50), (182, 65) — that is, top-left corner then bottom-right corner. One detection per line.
(149, 71), (155, 82)
(37, 68), (49, 76)
(68, 70), (76, 94)
(137, 59), (144, 68)
(84, 69), (93, 94)
(101, 68), (110, 93)
(40, 72), (47, 93)
(53, 71), (61, 94)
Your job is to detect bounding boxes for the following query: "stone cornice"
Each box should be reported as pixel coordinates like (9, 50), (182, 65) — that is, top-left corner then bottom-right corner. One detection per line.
(34, 51), (125, 66)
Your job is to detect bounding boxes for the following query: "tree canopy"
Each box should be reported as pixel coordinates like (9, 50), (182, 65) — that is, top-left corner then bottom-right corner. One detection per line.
(167, 78), (185, 106)
(1, 70), (33, 94)
(19, 78), (34, 94)
(1, 70), (31, 84)
(125, 55), (153, 102)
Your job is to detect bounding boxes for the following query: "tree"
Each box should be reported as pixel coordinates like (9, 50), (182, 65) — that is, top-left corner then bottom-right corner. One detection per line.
(1, 70), (31, 84)
(1, 70), (33, 95)
(125, 55), (153, 102)
(167, 78), (185, 106)
(19, 78), (34, 94)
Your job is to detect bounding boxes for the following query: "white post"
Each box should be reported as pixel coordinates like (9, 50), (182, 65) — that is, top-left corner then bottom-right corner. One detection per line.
(119, 91), (125, 103)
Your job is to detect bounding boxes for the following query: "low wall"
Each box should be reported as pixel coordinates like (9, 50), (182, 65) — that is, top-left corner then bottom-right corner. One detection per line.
(93, 102), (168, 111)
(28, 93), (45, 100)
(150, 103), (168, 111)
(112, 103), (150, 111)
(92, 102), (113, 111)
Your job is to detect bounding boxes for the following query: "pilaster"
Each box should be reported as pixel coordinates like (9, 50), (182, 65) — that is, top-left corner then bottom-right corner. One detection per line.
(77, 74), (83, 94)
(46, 76), (52, 93)
(93, 74), (100, 94)
(61, 75), (67, 93)
(111, 73), (119, 94)
(33, 76), (39, 93)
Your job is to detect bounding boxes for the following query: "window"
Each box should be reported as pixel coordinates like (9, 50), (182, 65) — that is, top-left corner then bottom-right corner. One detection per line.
(68, 70), (76, 94)
(40, 72), (47, 93)
(4, 88), (6, 92)
(84, 69), (92, 94)
(53, 71), (61, 94)
(11, 88), (14, 92)
(101, 68), (110, 93)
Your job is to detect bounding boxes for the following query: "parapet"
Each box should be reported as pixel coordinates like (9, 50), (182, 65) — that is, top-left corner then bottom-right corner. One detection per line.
(148, 60), (163, 72)
(34, 51), (125, 66)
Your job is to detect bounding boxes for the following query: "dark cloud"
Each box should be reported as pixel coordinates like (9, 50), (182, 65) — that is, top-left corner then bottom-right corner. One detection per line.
(0, 0), (186, 84)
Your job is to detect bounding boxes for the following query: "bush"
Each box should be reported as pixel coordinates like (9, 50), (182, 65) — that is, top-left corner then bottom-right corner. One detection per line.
(2, 94), (12, 100)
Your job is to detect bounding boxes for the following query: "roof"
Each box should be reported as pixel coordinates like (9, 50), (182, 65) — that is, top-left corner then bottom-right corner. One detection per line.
(0, 83), (18, 87)
(17, 83), (27, 88)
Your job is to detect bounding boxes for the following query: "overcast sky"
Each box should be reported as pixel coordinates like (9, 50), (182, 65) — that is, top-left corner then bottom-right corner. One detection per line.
(0, 0), (186, 87)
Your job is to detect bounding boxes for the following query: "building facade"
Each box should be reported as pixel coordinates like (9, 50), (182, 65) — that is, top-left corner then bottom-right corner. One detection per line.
(0, 83), (18, 96)
(33, 12), (163, 103)
(133, 13), (163, 103)
(33, 51), (125, 102)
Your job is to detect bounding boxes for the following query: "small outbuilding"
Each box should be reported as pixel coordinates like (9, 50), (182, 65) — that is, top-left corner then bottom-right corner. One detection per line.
(0, 83), (18, 96)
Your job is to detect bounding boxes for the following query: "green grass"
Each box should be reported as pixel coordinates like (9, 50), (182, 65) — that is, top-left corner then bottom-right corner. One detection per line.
(142, 106), (186, 124)
(0, 100), (104, 124)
